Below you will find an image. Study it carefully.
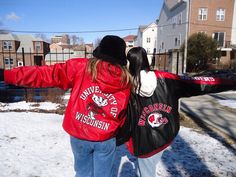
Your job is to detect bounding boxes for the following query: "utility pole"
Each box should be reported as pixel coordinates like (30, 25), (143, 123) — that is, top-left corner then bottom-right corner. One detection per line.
(184, 0), (191, 73)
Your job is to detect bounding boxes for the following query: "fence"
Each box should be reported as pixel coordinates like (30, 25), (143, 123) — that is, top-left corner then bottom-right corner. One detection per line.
(45, 48), (93, 65)
(149, 51), (170, 71)
(0, 47), (93, 69)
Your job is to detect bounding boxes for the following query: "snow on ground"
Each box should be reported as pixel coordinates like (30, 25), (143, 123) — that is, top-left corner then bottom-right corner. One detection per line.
(216, 91), (236, 108)
(0, 102), (236, 177)
(218, 99), (236, 108)
(0, 101), (60, 111)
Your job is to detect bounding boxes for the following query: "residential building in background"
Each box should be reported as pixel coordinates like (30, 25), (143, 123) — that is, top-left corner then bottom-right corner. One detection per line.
(123, 35), (137, 53)
(45, 43), (93, 65)
(136, 25), (148, 48)
(157, 0), (236, 74)
(157, 0), (190, 73)
(73, 43), (94, 58)
(189, 0), (235, 70)
(51, 34), (70, 45)
(45, 43), (73, 65)
(123, 35), (137, 47)
(0, 33), (50, 69)
(136, 22), (158, 64)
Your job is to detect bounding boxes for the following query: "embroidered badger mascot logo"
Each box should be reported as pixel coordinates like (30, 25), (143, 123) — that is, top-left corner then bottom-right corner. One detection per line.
(87, 94), (108, 120)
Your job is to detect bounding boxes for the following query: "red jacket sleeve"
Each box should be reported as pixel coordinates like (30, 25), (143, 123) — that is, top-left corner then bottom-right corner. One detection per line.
(4, 58), (87, 90)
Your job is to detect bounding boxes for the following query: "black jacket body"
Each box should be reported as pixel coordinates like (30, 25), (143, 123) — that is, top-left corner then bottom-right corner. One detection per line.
(116, 70), (236, 158)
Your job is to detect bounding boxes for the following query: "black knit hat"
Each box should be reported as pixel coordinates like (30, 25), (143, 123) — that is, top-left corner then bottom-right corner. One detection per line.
(93, 35), (127, 66)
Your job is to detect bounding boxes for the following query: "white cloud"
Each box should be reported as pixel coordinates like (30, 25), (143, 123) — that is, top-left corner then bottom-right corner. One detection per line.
(5, 12), (21, 21)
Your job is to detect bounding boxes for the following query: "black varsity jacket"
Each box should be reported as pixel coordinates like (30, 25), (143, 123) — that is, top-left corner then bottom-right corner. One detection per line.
(116, 70), (236, 158)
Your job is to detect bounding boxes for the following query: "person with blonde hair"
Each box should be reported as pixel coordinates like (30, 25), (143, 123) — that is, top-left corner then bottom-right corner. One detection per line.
(0, 35), (131, 177)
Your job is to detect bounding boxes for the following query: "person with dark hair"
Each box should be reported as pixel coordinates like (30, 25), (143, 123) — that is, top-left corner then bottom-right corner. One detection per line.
(0, 35), (131, 177)
(117, 46), (236, 177)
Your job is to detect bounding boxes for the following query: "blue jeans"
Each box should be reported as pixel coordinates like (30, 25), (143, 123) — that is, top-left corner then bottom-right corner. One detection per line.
(70, 136), (116, 177)
(137, 151), (163, 177)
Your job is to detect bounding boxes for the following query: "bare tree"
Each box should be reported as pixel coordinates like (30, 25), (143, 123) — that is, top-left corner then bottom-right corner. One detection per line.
(70, 35), (84, 45)
(35, 33), (49, 43)
(77, 37), (84, 45)
(94, 38), (101, 48)
(181, 33), (220, 72)
(71, 35), (77, 45)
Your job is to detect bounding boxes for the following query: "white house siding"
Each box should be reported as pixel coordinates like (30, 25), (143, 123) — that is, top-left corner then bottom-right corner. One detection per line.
(142, 22), (158, 64)
(136, 26), (147, 47)
(156, 1), (188, 74)
(157, 2), (187, 53)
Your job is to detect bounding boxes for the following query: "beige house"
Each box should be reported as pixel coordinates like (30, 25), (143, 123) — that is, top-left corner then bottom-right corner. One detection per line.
(45, 43), (94, 65)
(51, 34), (70, 45)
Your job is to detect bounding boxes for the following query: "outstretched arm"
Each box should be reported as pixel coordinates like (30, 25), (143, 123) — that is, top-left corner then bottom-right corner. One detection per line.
(1, 58), (87, 90)
(154, 70), (236, 98)
(179, 74), (236, 97)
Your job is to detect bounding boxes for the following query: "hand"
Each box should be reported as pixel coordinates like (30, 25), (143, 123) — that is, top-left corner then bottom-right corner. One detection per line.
(0, 68), (4, 81)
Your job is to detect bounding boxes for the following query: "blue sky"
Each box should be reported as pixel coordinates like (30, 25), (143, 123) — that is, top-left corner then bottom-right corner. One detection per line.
(0, 0), (163, 43)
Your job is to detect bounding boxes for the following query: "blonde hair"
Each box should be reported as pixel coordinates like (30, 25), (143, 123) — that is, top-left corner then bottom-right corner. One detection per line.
(87, 58), (131, 86)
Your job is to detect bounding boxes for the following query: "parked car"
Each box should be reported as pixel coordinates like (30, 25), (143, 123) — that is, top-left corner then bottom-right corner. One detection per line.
(192, 69), (236, 81)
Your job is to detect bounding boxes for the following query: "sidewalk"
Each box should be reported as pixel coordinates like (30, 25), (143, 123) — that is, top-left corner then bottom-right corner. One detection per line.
(179, 91), (236, 140)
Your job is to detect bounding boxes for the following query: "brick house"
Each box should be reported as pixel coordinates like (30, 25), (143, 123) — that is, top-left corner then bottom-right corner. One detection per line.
(189, 0), (235, 70)
(0, 33), (50, 69)
(157, 0), (236, 73)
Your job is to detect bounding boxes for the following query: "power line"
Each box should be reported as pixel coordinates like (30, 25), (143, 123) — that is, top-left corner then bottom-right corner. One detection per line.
(7, 28), (138, 34)
(2, 21), (236, 35)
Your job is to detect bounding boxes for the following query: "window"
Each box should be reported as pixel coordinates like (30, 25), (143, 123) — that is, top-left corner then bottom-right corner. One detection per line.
(147, 37), (151, 43)
(216, 8), (225, 21)
(174, 35), (181, 46)
(35, 42), (41, 51)
(213, 32), (225, 47)
(127, 41), (133, 47)
(172, 16), (177, 24)
(175, 38), (178, 46)
(146, 48), (150, 54)
(172, 16), (177, 28)
(4, 58), (14, 69)
(3, 41), (13, 50)
(198, 8), (208, 20)
(161, 42), (164, 50)
(178, 13), (182, 24)
(221, 51), (227, 57)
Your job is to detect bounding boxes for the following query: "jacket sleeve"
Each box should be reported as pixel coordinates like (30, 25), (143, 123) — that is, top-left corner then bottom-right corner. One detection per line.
(178, 75), (236, 97)
(4, 58), (86, 90)
(116, 96), (134, 146)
